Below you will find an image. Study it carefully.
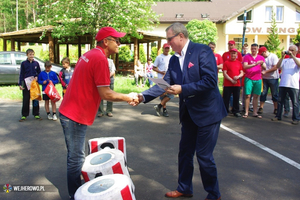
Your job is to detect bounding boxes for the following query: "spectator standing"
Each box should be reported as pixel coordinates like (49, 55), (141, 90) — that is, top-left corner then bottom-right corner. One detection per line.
(242, 43), (249, 56)
(272, 45), (300, 125)
(153, 43), (173, 117)
(38, 61), (59, 120)
(145, 57), (154, 87)
(222, 49), (244, 117)
(242, 43), (266, 118)
(258, 47), (279, 114)
(222, 40), (243, 63)
(59, 57), (74, 97)
(59, 27), (138, 200)
(98, 58), (116, 117)
(18, 49), (42, 122)
(208, 42), (223, 71)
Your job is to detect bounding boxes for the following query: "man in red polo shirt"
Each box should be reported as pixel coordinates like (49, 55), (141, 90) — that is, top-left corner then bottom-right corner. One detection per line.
(208, 42), (223, 71)
(59, 27), (138, 200)
(222, 48), (244, 117)
(222, 40), (243, 63)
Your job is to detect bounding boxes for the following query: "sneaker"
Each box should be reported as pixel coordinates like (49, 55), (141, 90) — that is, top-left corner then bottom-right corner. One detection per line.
(19, 116), (26, 122)
(154, 105), (161, 116)
(271, 117), (281, 121)
(257, 107), (263, 114)
(291, 120), (299, 125)
(162, 109), (169, 117)
(35, 115), (42, 120)
(52, 114), (57, 121)
(234, 113), (242, 117)
(47, 114), (53, 120)
(283, 111), (289, 118)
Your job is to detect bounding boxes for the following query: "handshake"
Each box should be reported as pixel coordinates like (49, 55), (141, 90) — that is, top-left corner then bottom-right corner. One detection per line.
(125, 84), (182, 107)
(126, 92), (143, 106)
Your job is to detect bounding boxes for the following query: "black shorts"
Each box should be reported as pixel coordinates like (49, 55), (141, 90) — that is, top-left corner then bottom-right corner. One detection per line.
(43, 94), (50, 100)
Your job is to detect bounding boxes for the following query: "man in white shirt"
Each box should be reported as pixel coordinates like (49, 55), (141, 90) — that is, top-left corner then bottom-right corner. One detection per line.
(272, 45), (300, 125)
(153, 43), (173, 117)
(258, 47), (279, 114)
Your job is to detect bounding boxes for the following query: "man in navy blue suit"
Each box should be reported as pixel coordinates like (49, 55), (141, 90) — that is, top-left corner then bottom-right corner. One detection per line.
(138, 23), (227, 200)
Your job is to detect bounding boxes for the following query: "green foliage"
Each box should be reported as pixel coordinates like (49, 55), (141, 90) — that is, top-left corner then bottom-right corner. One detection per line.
(0, 0), (37, 32)
(150, 47), (158, 62)
(293, 24), (300, 44)
(36, 0), (160, 45)
(139, 44), (147, 64)
(39, 48), (49, 61)
(186, 19), (218, 45)
(119, 46), (132, 62)
(264, 11), (281, 53)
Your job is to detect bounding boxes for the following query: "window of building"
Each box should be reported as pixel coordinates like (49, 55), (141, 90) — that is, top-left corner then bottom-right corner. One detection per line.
(265, 6), (272, 22)
(276, 6), (283, 22)
(296, 10), (300, 22)
(237, 10), (252, 22)
(265, 6), (284, 22)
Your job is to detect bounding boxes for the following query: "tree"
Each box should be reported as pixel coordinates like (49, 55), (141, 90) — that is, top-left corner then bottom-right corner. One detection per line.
(264, 11), (281, 53)
(0, 0), (37, 32)
(185, 19), (218, 45)
(139, 44), (146, 64)
(150, 46), (158, 62)
(293, 25), (300, 44)
(36, 0), (160, 45)
(119, 45), (132, 62)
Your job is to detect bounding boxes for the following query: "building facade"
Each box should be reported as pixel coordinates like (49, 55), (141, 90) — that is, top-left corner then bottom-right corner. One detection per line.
(151, 0), (300, 54)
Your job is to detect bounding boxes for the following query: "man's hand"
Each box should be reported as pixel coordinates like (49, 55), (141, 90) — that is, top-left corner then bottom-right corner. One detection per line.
(233, 75), (240, 81)
(127, 92), (140, 106)
(165, 84), (182, 95)
(19, 85), (24, 90)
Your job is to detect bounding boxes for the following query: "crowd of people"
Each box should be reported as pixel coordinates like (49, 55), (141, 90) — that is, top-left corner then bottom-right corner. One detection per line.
(16, 23), (300, 200)
(210, 40), (300, 125)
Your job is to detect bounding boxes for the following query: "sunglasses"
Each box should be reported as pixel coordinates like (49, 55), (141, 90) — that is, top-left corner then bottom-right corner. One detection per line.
(106, 37), (120, 44)
(167, 33), (180, 42)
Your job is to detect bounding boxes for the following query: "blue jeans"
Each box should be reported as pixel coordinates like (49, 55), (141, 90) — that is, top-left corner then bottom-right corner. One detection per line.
(146, 72), (154, 86)
(276, 87), (300, 121)
(260, 79), (279, 102)
(59, 113), (87, 200)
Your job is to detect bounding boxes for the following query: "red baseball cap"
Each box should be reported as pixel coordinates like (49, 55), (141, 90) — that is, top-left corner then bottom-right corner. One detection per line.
(229, 48), (238, 53)
(163, 43), (170, 48)
(258, 47), (267, 55)
(228, 40), (235, 45)
(95, 27), (126, 42)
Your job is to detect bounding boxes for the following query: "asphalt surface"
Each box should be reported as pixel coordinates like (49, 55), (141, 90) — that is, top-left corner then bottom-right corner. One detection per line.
(0, 97), (300, 200)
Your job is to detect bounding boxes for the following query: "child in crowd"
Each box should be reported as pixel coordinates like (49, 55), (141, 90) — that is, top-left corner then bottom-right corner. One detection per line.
(18, 49), (42, 122)
(145, 57), (154, 87)
(38, 61), (59, 120)
(59, 57), (73, 97)
(222, 48), (244, 117)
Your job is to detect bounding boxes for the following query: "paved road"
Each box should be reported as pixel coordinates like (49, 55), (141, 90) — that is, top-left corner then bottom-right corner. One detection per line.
(0, 98), (299, 200)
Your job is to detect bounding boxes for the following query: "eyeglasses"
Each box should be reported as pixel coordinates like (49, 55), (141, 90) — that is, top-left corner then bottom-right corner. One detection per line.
(106, 38), (120, 44)
(167, 33), (180, 42)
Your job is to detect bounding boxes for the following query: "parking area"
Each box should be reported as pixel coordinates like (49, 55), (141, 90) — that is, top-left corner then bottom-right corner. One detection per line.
(0, 97), (299, 200)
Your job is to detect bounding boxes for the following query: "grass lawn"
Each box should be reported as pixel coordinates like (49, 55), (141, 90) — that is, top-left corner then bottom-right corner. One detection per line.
(0, 74), (224, 101)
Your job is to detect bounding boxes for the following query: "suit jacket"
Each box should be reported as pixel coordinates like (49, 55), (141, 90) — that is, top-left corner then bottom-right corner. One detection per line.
(142, 41), (227, 127)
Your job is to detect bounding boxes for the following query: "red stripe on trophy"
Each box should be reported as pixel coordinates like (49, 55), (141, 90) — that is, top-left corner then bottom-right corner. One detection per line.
(112, 162), (123, 174)
(120, 185), (133, 200)
(91, 141), (98, 153)
(118, 139), (124, 153)
(81, 171), (90, 182)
